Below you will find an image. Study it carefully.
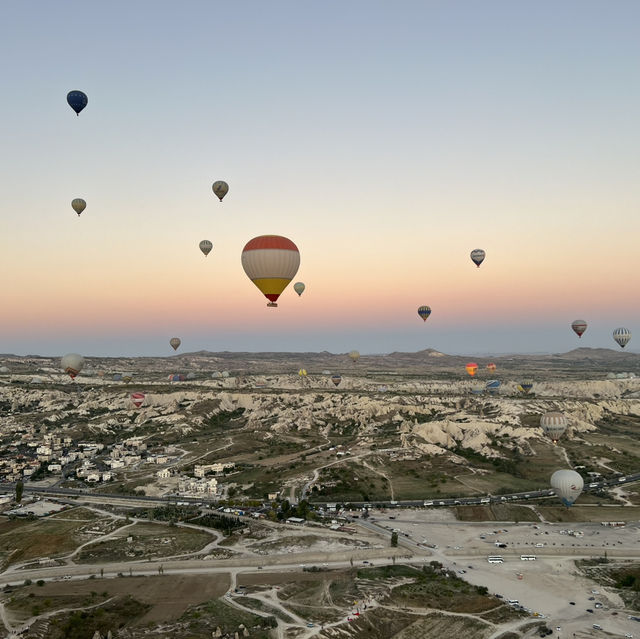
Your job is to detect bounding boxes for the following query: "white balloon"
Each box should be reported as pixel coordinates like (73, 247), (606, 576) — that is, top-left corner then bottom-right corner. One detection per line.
(550, 469), (583, 507)
(613, 327), (631, 349)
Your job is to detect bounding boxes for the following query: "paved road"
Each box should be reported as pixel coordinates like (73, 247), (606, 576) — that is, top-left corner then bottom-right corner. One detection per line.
(4, 471), (640, 511)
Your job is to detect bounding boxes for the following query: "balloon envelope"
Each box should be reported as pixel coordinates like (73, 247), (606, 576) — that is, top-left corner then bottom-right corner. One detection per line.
(486, 362), (496, 372)
(294, 282), (305, 296)
(61, 353), (84, 379)
(72, 199), (86, 216)
(241, 235), (300, 307)
(67, 90), (88, 115)
(418, 306), (431, 322)
(613, 328), (631, 349)
(540, 412), (567, 442)
(349, 350), (360, 363)
(465, 362), (478, 377)
(298, 369), (307, 376)
(551, 469), (583, 507)
(520, 382), (534, 394)
(470, 249), (486, 268)
(130, 392), (145, 408)
(331, 374), (342, 387)
(571, 320), (587, 338)
(199, 240), (213, 256)
(212, 180), (229, 201)
(169, 338), (181, 351)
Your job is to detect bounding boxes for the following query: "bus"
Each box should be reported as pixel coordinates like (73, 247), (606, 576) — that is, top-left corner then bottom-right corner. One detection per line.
(520, 555), (537, 561)
(487, 556), (504, 564)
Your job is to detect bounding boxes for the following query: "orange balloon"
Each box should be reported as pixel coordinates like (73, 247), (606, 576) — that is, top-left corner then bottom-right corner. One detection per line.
(465, 362), (478, 377)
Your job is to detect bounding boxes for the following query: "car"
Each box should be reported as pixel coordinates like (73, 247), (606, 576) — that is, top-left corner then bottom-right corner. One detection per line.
(586, 608), (594, 613)
(624, 634), (633, 638)
(589, 596), (595, 600)
(569, 601), (575, 605)
(592, 624), (602, 630)
(459, 570), (466, 574)
(306, 623), (315, 628)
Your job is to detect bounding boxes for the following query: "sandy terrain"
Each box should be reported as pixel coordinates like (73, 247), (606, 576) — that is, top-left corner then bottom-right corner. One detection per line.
(370, 510), (640, 637)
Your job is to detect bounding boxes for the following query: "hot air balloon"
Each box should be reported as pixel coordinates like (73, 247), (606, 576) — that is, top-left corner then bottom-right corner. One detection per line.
(294, 282), (305, 297)
(349, 350), (360, 363)
(61, 353), (84, 379)
(613, 328), (631, 349)
(72, 199), (86, 216)
(465, 362), (478, 377)
(519, 381), (534, 394)
(487, 362), (496, 372)
(241, 235), (300, 307)
(486, 380), (501, 393)
(540, 412), (567, 443)
(130, 392), (145, 408)
(122, 375), (133, 384)
(67, 90), (88, 115)
(331, 374), (342, 387)
(199, 240), (213, 257)
(550, 469), (583, 507)
(418, 306), (432, 322)
(168, 374), (185, 382)
(113, 373), (123, 382)
(571, 320), (587, 338)
(470, 249), (486, 268)
(298, 369), (307, 377)
(169, 337), (181, 351)
(212, 181), (229, 201)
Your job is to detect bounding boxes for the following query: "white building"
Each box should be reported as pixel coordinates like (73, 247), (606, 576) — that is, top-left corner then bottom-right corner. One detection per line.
(194, 462), (235, 477)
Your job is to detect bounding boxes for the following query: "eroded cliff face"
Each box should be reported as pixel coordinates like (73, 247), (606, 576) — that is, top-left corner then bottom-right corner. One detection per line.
(1, 377), (638, 458)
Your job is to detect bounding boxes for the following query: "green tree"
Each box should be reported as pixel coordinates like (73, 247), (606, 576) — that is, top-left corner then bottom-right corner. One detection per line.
(15, 481), (23, 503)
(391, 532), (398, 547)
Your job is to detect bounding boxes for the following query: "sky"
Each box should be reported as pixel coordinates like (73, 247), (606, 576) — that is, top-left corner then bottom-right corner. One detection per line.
(1, 1), (639, 357)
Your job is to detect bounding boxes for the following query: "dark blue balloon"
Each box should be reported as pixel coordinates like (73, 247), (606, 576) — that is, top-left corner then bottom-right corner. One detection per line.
(67, 90), (88, 115)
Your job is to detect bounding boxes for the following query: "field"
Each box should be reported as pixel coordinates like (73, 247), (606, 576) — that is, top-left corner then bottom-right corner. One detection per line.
(2, 574), (231, 630)
(536, 505), (640, 522)
(454, 504), (540, 522)
(0, 515), (117, 569)
(75, 521), (214, 563)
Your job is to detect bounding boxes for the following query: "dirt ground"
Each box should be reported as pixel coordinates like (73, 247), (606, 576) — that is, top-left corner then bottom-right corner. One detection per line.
(237, 569), (351, 587)
(16, 574), (231, 625)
